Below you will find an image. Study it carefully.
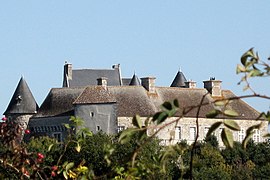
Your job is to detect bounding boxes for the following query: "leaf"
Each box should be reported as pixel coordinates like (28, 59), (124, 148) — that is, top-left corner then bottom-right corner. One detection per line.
(221, 128), (234, 148)
(156, 112), (168, 124)
(144, 117), (150, 127)
(63, 170), (68, 179)
(206, 109), (219, 118)
(242, 133), (253, 149)
(214, 100), (227, 106)
(242, 123), (262, 149)
(66, 162), (74, 171)
(48, 144), (54, 152)
(246, 123), (262, 135)
(168, 108), (177, 117)
(118, 128), (138, 144)
(64, 124), (70, 129)
(224, 120), (240, 131)
(263, 133), (270, 138)
(236, 64), (246, 74)
(250, 69), (263, 77)
(224, 109), (239, 117)
(75, 143), (81, 153)
(153, 111), (169, 124)
(132, 115), (142, 129)
(206, 122), (222, 137)
(241, 48), (254, 66)
(153, 112), (162, 121)
(162, 101), (173, 110)
(173, 99), (179, 108)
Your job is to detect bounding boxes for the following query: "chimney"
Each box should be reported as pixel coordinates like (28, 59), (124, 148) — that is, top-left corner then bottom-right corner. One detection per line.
(185, 80), (196, 88)
(112, 64), (123, 86)
(63, 62), (72, 87)
(97, 77), (108, 89)
(141, 77), (156, 93)
(112, 64), (120, 69)
(203, 77), (222, 97)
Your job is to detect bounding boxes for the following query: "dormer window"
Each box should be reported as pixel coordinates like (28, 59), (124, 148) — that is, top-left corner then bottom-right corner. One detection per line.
(16, 95), (22, 105)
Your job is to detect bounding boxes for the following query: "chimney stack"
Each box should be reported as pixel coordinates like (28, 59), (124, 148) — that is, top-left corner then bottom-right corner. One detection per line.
(63, 62), (72, 87)
(203, 77), (222, 97)
(64, 62), (72, 80)
(97, 77), (108, 89)
(185, 80), (196, 88)
(141, 77), (156, 93)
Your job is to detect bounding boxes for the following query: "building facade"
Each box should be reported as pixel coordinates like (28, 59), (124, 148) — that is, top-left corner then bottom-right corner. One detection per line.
(4, 63), (268, 145)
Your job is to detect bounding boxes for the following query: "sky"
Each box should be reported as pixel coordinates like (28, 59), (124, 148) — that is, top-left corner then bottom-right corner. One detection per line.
(1, 1), (270, 116)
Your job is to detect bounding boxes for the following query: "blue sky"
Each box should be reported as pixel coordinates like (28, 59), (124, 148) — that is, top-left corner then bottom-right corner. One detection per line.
(1, 1), (270, 115)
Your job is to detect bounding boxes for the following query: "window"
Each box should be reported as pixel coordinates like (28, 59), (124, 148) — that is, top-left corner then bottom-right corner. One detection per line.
(96, 126), (100, 131)
(52, 132), (62, 142)
(253, 129), (260, 143)
(175, 126), (181, 140)
(238, 128), (245, 142)
(117, 126), (125, 133)
(190, 127), (196, 141)
(90, 112), (94, 117)
(204, 127), (210, 137)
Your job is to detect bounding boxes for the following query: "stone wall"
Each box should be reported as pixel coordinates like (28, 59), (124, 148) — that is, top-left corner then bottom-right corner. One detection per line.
(75, 103), (117, 134)
(117, 116), (268, 147)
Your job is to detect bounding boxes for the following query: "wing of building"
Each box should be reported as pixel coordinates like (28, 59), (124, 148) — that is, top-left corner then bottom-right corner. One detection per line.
(4, 63), (268, 145)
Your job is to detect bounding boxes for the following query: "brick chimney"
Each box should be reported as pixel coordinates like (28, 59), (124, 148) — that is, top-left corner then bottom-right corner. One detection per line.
(203, 78), (222, 97)
(97, 77), (108, 89)
(141, 77), (156, 93)
(185, 80), (196, 88)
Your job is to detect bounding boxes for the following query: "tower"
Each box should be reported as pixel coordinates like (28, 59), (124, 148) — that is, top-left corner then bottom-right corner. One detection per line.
(4, 77), (39, 130)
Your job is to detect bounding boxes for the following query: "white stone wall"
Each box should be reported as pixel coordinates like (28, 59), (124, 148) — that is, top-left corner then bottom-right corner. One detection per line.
(117, 116), (268, 147)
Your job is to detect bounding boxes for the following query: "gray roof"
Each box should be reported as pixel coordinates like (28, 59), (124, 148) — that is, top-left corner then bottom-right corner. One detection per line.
(69, 69), (121, 87)
(74, 86), (116, 104)
(34, 87), (84, 117)
(109, 86), (158, 117)
(122, 78), (131, 86)
(35, 86), (260, 119)
(4, 77), (39, 115)
(129, 74), (141, 86)
(170, 71), (187, 87)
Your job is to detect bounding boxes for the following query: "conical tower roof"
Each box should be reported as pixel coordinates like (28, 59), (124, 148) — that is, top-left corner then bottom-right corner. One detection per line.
(170, 70), (187, 87)
(129, 74), (140, 86)
(4, 77), (39, 115)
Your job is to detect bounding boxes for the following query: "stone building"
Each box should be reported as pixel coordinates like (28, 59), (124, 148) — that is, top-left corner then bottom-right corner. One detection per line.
(4, 63), (268, 145)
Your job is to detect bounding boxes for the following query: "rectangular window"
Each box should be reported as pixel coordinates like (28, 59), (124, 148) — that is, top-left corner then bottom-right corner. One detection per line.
(52, 132), (62, 142)
(90, 112), (94, 117)
(190, 127), (196, 141)
(238, 128), (245, 142)
(253, 129), (260, 143)
(117, 126), (125, 133)
(175, 126), (181, 140)
(204, 127), (210, 137)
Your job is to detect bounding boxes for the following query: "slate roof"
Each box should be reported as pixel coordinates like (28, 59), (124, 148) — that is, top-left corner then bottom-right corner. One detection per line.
(35, 86), (260, 120)
(34, 87), (84, 117)
(170, 71), (187, 87)
(4, 77), (39, 115)
(155, 87), (213, 117)
(129, 74), (141, 86)
(68, 69), (121, 87)
(74, 86), (116, 104)
(122, 78), (131, 85)
(108, 86), (158, 117)
(219, 90), (261, 119)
